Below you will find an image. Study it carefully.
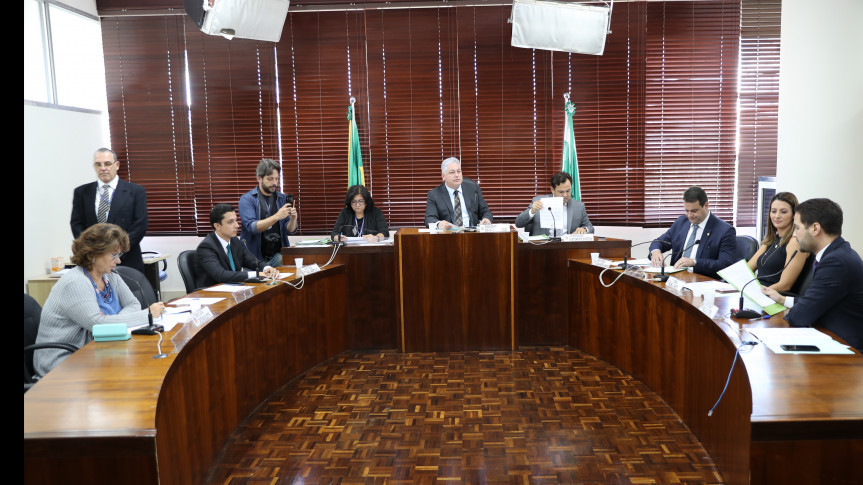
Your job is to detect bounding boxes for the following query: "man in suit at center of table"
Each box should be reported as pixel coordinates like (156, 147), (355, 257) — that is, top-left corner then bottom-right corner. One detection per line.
(70, 148), (148, 273)
(649, 186), (737, 279)
(762, 198), (863, 351)
(514, 172), (594, 236)
(196, 204), (280, 287)
(425, 157), (493, 229)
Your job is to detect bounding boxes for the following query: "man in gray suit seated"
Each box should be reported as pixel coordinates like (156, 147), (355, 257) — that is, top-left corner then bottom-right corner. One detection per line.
(425, 157), (493, 230)
(515, 172), (594, 236)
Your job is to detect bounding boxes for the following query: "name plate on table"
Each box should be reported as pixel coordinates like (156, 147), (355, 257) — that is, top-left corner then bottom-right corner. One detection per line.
(190, 306), (214, 327)
(477, 224), (512, 233)
(699, 302), (720, 319)
(298, 263), (322, 276)
(561, 233), (595, 242)
(232, 286), (254, 303)
(665, 276), (685, 293)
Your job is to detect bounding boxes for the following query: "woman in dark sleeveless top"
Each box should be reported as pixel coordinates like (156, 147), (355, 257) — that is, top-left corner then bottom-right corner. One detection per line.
(747, 192), (808, 291)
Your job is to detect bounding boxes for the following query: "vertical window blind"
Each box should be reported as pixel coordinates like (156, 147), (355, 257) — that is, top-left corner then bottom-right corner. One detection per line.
(102, 0), (776, 235)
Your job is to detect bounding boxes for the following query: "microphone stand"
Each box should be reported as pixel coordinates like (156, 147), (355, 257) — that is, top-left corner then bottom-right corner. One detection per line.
(113, 269), (165, 335)
(619, 239), (670, 270)
(654, 239), (700, 282)
(732, 250), (798, 319)
(547, 207), (560, 242)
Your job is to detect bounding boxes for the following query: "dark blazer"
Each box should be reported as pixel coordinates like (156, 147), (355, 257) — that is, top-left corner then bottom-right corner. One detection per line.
(648, 213), (737, 279)
(331, 207), (389, 240)
(424, 178), (493, 227)
(195, 232), (266, 287)
(514, 196), (594, 235)
(786, 237), (863, 350)
(71, 179), (148, 272)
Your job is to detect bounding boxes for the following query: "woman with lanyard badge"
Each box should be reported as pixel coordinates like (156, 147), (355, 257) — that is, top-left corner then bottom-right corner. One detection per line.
(33, 223), (165, 378)
(331, 185), (389, 243)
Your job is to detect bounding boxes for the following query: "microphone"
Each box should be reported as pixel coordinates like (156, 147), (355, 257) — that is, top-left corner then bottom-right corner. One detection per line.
(113, 269), (164, 335)
(654, 239), (700, 282)
(332, 224), (358, 245)
(473, 190), (479, 227)
(546, 206), (560, 241)
(619, 239), (671, 270)
(732, 250), (799, 319)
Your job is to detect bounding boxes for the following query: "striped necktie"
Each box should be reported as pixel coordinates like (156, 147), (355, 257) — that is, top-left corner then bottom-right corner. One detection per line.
(453, 190), (463, 226)
(97, 184), (110, 223)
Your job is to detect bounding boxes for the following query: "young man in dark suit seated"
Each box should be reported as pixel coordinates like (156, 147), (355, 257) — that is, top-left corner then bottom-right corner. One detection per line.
(648, 186), (737, 279)
(762, 198), (863, 351)
(196, 204), (280, 287)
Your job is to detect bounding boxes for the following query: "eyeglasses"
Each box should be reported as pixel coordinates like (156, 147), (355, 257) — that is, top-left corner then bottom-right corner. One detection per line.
(109, 252), (124, 260)
(351, 199), (366, 206)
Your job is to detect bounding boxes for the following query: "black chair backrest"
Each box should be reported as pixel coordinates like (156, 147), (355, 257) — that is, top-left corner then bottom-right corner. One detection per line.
(114, 266), (157, 309)
(24, 294), (41, 349)
(790, 253), (815, 296)
(177, 250), (199, 294)
(736, 235), (759, 262)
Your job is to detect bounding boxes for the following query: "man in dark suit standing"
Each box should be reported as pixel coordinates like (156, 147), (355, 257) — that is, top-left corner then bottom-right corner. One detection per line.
(195, 204), (280, 287)
(514, 172), (593, 236)
(762, 198), (863, 350)
(70, 148), (148, 273)
(425, 157), (493, 229)
(648, 186), (737, 279)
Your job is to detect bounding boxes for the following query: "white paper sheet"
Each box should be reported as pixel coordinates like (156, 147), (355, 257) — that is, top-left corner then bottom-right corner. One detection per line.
(747, 327), (854, 354)
(170, 297), (225, 306)
(717, 260), (783, 310)
(538, 197), (564, 232)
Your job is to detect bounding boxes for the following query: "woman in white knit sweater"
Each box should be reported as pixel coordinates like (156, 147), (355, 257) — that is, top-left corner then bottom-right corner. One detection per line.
(34, 223), (165, 378)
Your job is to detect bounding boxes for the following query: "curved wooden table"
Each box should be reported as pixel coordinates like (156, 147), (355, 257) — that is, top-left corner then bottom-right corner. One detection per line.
(24, 266), (347, 485)
(568, 260), (863, 485)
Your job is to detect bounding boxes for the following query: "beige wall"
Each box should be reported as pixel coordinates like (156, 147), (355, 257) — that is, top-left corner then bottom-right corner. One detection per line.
(776, 0), (863, 254)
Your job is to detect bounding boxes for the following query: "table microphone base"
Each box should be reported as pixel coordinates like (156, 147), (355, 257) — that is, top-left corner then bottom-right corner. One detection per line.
(733, 309), (763, 319)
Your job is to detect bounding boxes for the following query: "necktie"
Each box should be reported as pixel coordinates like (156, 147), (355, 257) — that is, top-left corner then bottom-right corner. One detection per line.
(812, 259), (819, 273)
(453, 190), (463, 227)
(682, 223), (698, 258)
(97, 184), (110, 223)
(226, 244), (236, 271)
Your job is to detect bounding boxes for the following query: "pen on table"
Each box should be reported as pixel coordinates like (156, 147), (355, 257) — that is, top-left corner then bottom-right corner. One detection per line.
(748, 315), (771, 322)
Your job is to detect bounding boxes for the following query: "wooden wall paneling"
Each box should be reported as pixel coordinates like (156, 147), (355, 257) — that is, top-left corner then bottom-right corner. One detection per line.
(283, 246), (398, 350)
(568, 260), (752, 485)
(462, 231), (516, 350)
(750, 439), (863, 485)
(24, 437), (158, 485)
(519, 239), (630, 345)
(396, 230), (466, 352)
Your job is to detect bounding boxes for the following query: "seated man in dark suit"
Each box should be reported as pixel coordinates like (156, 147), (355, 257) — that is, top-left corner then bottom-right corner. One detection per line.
(425, 157), (493, 229)
(648, 186), (736, 279)
(514, 172), (593, 236)
(762, 198), (863, 350)
(196, 204), (280, 287)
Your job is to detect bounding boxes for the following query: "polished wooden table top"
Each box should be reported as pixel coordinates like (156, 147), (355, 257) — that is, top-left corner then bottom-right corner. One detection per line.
(588, 261), (863, 431)
(25, 268), (312, 438)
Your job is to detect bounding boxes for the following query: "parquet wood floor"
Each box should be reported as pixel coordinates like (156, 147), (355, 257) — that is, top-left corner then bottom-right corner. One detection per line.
(207, 347), (723, 484)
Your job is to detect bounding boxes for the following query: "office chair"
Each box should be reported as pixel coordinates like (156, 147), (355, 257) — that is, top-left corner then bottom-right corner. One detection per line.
(114, 266), (159, 309)
(736, 235), (758, 261)
(24, 294), (78, 391)
(142, 251), (169, 283)
(177, 250), (201, 294)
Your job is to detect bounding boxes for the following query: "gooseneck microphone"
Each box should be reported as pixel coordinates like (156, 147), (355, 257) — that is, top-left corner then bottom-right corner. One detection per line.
(546, 206), (560, 241)
(654, 239), (700, 282)
(113, 269), (164, 336)
(619, 239), (671, 270)
(732, 250), (798, 319)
